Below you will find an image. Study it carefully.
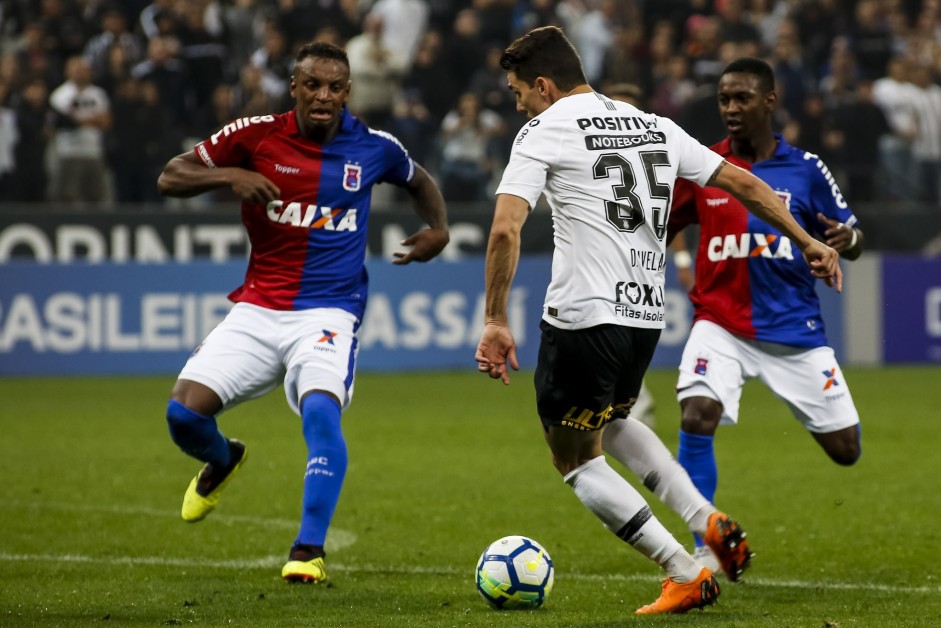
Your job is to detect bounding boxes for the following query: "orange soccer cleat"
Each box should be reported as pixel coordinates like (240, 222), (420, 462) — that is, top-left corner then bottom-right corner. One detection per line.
(704, 511), (754, 581)
(635, 567), (720, 615)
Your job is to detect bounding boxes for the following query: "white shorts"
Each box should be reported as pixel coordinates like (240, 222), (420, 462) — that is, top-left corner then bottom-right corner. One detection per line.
(179, 302), (359, 415)
(676, 320), (859, 434)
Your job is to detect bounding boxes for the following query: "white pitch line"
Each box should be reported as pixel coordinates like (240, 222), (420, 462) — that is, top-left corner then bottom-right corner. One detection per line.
(0, 553), (937, 595)
(5, 500), (358, 551)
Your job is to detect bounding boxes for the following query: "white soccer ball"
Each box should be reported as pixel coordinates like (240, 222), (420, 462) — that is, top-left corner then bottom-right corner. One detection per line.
(475, 535), (554, 609)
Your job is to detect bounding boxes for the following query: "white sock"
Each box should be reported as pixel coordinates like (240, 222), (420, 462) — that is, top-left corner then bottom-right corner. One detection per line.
(564, 455), (690, 575)
(603, 418), (714, 533)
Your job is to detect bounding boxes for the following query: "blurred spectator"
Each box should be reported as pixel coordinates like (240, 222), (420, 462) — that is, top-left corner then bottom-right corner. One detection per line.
(909, 61), (941, 204)
(794, 0), (847, 79)
(448, 9), (486, 94)
(574, 0), (619, 84)
(685, 15), (724, 85)
(13, 21), (64, 88)
(345, 14), (407, 128)
(367, 0), (429, 69)
(9, 77), (53, 202)
(402, 30), (457, 125)
(37, 0), (89, 60)
(826, 80), (889, 202)
(600, 22), (651, 93)
(474, 0), (515, 45)
(848, 0), (893, 80)
(220, 0), (267, 74)
(512, 0), (564, 38)
(819, 37), (859, 109)
(648, 54), (695, 120)
(83, 6), (142, 85)
(138, 0), (175, 40)
(468, 44), (517, 118)
(177, 1), (227, 112)
(249, 24), (293, 108)
(770, 18), (809, 122)
(48, 55), (111, 204)
(311, 0), (363, 46)
(193, 83), (238, 139)
(715, 0), (760, 45)
(232, 64), (275, 118)
(107, 79), (176, 203)
(385, 89), (437, 167)
(872, 54), (919, 200)
(274, 0), (320, 51)
(131, 36), (191, 128)
(0, 82), (17, 198)
(436, 92), (504, 204)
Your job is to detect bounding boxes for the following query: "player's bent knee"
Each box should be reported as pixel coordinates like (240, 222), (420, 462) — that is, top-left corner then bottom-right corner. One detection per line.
(166, 399), (218, 455)
(817, 426), (861, 466)
(679, 397), (722, 435)
(300, 391), (343, 444)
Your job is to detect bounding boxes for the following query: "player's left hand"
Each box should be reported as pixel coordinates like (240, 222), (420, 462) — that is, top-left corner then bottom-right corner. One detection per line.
(475, 322), (519, 385)
(801, 239), (843, 293)
(817, 212), (856, 253)
(392, 227), (449, 264)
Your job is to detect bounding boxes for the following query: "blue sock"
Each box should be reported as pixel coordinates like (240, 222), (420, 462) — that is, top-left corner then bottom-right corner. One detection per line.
(166, 400), (230, 467)
(678, 430), (717, 547)
(296, 392), (347, 548)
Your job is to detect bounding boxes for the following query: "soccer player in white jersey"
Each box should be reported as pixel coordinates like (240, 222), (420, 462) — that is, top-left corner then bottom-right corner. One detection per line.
(475, 26), (842, 615)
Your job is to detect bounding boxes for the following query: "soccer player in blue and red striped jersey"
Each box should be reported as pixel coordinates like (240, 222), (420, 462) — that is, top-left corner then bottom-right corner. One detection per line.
(665, 58), (864, 571)
(157, 41), (449, 583)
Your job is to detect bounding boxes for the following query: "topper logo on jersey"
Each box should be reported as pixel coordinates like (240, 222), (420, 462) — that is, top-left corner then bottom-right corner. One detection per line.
(209, 115), (276, 145)
(706, 233), (794, 261)
(266, 200), (358, 231)
(318, 330), (337, 345)
(343, 164), (362, 191)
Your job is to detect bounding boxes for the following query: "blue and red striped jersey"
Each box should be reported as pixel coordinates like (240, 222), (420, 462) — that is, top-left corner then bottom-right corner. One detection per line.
(669, 135), (858, 348)
(194, 108), (414, 318)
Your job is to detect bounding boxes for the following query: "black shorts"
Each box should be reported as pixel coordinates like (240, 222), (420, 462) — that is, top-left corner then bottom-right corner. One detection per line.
(534, 320), (660, 432)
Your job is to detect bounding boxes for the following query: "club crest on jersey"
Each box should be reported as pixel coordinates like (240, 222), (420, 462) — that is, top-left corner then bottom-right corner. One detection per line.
(822, 367), (839, 390)
(343, 163), (362, 191)
(694, 358), (709, 376)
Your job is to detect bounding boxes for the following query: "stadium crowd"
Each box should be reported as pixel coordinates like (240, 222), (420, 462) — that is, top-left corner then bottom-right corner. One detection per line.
(0, 0), (940, 211)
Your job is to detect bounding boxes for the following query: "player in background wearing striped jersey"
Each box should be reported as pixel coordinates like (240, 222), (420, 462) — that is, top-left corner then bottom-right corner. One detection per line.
(475, 27), (841, 615)
(157, 41), (449, 583)
(662, 58), (864, 572)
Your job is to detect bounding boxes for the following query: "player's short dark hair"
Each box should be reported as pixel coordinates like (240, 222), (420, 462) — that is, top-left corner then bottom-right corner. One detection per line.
(720, 57), (775, 93)
(295, 41), (349, 70)
(500, 26), (587, 91)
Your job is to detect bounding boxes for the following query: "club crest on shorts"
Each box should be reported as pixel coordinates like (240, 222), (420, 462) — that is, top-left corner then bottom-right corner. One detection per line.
(342, 163), (362, 191)
(822, 367), (839, 390)
(318, 330), (338, 345)
(694, 358), (709, 376)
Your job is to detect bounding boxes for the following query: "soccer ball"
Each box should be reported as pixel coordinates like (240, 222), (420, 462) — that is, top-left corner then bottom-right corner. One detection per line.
(475, 535), (554, 610)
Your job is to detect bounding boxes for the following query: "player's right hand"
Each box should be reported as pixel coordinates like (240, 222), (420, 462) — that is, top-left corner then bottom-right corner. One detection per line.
(475, 322), (519, 385)
(801, 240), (842, 293)
(229, 170), (280, 204)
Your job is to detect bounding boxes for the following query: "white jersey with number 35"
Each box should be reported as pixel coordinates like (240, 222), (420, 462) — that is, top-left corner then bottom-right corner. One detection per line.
(496, 92), (724, 331)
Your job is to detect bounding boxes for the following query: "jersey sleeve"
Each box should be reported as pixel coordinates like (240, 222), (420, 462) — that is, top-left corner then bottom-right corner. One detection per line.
(804, 153), (859, 233)
(371, 129), (416, 186)
(193, 120), (264, 169)
(661, 117), (724, 187)
(494, 120), (556, 210)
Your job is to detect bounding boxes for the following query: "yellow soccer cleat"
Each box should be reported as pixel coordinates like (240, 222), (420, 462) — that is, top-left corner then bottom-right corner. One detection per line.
(635, 568), (720, 615)
(181, 439), (247, 522)
(282, 556), (328, 584)
(704, 511), (754, 581)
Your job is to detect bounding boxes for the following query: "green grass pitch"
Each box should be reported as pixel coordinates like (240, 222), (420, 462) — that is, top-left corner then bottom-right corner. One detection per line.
(1, 366), (940, 627)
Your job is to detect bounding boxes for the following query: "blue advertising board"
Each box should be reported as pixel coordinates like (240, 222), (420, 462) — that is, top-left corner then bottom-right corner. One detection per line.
(0, 258), (708, 376)
(881, 255), (941, 363)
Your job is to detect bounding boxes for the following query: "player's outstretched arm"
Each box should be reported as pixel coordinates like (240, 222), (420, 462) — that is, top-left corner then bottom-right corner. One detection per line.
(394, 164), (450, 264)
(475, 194), (529, 385)
(157, 151), (280, 203)
(710, 161), (842, 292)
